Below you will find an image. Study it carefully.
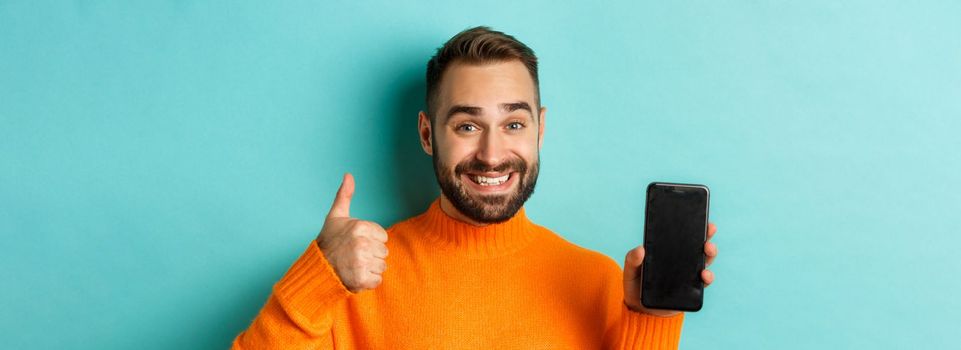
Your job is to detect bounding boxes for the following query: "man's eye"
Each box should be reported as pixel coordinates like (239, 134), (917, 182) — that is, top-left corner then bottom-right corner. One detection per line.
(507, 122), (525, 130)
(457, 124), (479, 132)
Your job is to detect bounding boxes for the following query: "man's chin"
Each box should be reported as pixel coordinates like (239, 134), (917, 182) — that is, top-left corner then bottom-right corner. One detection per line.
(474, 198), (512, 212)
(451, 188), (518, 223)
(436, 168), (537, 224)
(465, 188), (511, 204)
(468, 207), (515, 224)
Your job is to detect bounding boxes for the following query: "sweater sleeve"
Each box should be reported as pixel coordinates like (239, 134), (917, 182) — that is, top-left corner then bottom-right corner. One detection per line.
(602, 259), (685, 350)
(605, 304), (685, 349)
(231, 242), (354, 349)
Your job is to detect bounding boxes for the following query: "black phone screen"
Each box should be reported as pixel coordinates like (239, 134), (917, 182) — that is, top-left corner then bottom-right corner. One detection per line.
(641, 183), (709, 311)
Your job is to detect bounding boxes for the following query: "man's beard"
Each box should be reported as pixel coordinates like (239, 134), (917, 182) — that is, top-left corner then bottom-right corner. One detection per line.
(432, 148), (539, 224)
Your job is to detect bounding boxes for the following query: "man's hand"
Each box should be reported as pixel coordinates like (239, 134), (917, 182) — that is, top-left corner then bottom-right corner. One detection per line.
(315, 173), (389, 293)
(623, 223), (718, 317)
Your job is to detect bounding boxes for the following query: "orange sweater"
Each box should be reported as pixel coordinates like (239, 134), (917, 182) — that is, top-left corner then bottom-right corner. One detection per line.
(232, 198), (684, 349)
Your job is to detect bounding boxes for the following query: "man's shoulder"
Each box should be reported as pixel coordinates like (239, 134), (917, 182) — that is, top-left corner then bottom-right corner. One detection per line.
(383, 213), (425, 241)
(531, 223), (621, 272)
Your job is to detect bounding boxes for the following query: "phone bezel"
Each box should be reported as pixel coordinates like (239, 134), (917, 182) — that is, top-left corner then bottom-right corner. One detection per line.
(640, 182), (710, 312)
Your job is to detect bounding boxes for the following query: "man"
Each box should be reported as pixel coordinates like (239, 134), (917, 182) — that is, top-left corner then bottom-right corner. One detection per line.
(232, 26), (718, 349)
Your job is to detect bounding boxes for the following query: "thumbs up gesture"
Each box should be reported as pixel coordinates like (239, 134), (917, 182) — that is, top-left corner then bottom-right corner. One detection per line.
(315, 173), (389, 293)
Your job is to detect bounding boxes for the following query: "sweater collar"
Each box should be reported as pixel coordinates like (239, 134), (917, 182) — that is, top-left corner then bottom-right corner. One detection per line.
(415, 197), (540, 258)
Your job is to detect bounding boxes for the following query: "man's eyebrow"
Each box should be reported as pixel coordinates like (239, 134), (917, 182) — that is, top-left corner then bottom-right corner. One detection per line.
(501, 101), (532, 115)
(445, 105), (483, 120)
(444, 102), (535, 122)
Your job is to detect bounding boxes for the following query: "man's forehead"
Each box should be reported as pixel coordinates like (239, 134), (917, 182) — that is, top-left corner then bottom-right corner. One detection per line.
(436, 60), (538, 117)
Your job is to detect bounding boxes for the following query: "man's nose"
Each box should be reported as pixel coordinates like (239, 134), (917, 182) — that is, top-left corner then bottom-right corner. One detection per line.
(476, 130), (506, 167)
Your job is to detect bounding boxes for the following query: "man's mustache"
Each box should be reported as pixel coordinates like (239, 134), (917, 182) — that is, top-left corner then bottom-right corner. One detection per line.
(454, 158), (528, 175)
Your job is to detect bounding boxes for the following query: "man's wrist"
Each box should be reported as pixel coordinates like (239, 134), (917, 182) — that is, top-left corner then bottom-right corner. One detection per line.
(624, 302), (682, 318)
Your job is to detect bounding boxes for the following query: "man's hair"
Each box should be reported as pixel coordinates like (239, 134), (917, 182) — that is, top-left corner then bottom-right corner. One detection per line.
(425, 26), (539, 121)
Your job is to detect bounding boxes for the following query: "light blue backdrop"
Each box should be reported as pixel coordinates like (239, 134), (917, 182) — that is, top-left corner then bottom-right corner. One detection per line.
(2, 1), (959, 349)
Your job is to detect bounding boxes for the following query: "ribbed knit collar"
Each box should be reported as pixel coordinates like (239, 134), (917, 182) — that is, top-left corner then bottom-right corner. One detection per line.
(414, 197), (541, 258)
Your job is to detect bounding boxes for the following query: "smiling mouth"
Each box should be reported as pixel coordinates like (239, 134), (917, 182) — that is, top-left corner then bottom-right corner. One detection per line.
(468, 173), (510, 186)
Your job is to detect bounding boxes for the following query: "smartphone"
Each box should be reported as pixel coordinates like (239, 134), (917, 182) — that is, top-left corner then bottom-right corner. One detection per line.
(640, 182), (710, 312)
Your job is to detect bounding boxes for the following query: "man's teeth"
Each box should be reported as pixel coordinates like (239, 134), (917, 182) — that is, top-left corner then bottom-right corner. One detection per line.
(471, 174), (510, 186)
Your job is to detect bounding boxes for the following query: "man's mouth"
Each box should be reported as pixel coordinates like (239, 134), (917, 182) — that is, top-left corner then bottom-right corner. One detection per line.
(469, 173), (510, 186)
(460, 172), (518, 192)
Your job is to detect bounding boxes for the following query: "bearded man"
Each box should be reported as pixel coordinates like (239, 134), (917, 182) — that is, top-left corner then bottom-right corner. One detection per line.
(232, 26), (719, 350)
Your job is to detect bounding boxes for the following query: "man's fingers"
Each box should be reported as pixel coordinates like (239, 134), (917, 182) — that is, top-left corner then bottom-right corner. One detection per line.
(372, 244), (389, 259)
(327, 173), (355, 219)
(705, 241), (717, 267)
(702, 269), (714, 287)
(353, 220), (389, 243)
(707, 222), (717, 240)
(367, 257), (387, 275)
(622, 246), (645, 311)
(623, 246), (645, 283)
(361, 274), (382, 290)
(369, 225), (389, 243)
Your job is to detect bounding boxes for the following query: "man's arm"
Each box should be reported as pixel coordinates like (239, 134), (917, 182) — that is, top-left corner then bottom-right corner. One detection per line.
(602, 258), (685, 350)
(233, 173), (388, 349)
(603, 223), (719, 349)
(232, 243), (352, 349)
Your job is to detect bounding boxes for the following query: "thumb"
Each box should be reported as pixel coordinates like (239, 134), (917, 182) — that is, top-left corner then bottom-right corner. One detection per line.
(327, 173), (354, 219)
(623, 245), (645, 295)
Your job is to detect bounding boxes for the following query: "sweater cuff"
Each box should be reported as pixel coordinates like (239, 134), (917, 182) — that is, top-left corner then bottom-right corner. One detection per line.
(614, 303), (685, 350)
(273, 242), (354, 329)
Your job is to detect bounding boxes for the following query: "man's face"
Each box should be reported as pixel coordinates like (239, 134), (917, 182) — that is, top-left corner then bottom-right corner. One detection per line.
(418, 60), (546, 224)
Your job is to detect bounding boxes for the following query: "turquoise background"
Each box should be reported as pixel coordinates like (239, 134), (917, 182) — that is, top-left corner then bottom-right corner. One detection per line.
(2, 1), (959, 349)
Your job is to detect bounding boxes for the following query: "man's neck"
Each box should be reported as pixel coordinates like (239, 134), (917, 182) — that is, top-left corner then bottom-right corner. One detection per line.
(438, 194), (489, 227)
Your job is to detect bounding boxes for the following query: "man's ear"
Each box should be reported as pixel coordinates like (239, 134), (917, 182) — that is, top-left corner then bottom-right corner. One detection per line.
(537, 106), (547, 149)
(418, 111), (433, 156)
